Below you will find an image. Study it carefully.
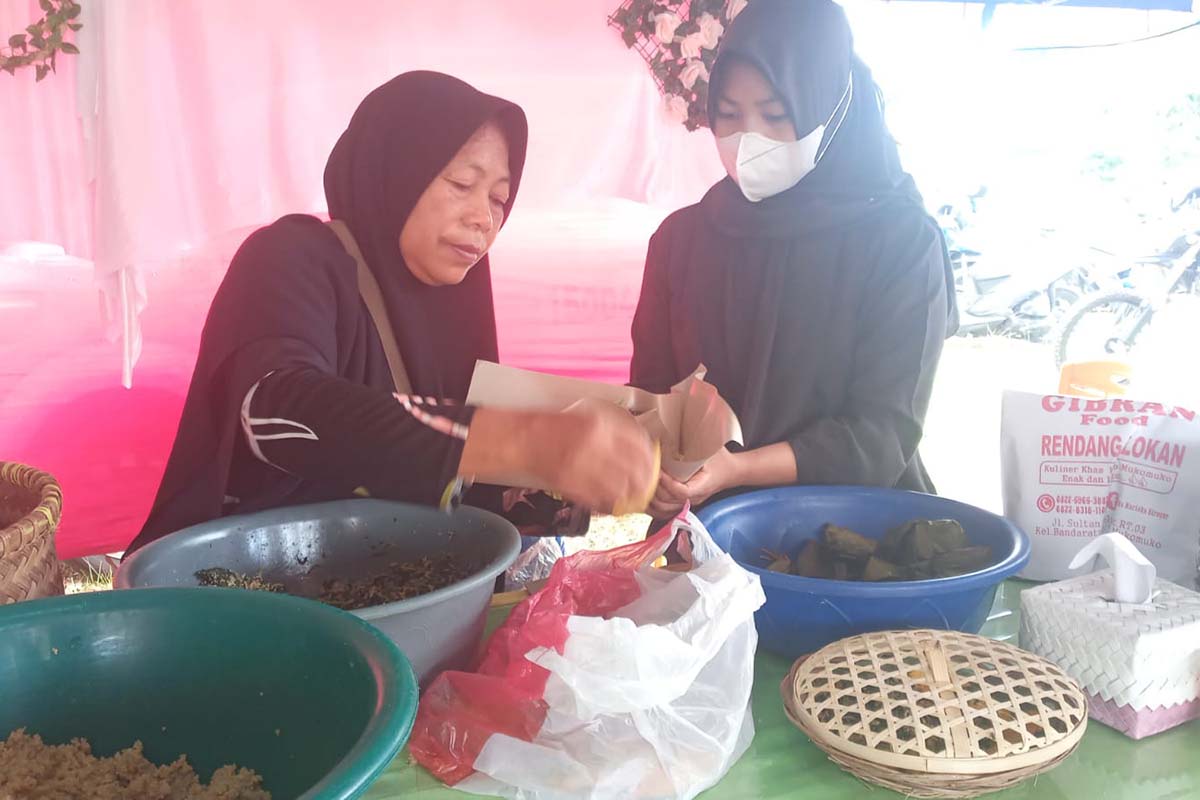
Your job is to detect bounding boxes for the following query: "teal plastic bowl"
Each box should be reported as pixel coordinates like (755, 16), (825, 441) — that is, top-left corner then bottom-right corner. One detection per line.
(0, 588), (418, 799)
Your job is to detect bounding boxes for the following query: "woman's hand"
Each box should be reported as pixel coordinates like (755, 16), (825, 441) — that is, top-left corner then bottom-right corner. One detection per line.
(544, 400), (659, 514)
(680, 446), (744, 508)
(647, 447), (745, 518)
(462, 402), (659, 515)
(647, 470), (690, 519)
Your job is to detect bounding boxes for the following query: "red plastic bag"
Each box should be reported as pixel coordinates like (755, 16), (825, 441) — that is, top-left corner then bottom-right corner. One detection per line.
(412, 521), (677, 784)
(409, 511), (763, 799)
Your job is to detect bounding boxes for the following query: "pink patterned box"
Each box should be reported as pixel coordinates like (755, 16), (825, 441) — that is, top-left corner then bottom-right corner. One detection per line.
(1087, 693), (1200, 741)
(1020, 570), (1200, 740)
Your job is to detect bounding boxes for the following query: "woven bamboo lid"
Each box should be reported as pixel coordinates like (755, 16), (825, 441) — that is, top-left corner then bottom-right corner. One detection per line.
(783, 630), (1088, 798)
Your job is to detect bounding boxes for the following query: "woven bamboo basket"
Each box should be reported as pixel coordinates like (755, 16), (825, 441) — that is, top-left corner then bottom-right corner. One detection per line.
(0, 462), (65, 603)
(782, 629), (1088, 799)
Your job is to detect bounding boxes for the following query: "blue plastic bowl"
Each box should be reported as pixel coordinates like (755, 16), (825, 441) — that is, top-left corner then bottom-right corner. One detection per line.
(698, 486), (1030, 658)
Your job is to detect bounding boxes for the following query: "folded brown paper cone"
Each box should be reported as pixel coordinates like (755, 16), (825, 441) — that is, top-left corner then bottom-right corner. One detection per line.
(466, 361), (743, 486)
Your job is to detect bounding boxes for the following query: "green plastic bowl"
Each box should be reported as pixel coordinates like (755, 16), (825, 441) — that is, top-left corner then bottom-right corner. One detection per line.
(0, 588), (418, 799)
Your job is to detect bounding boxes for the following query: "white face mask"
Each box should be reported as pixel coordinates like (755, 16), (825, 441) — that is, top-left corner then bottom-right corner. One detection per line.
(716, 73), (854, 203)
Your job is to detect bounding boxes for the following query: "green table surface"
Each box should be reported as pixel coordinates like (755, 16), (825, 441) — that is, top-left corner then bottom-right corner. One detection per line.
(365, 581), (1200, 799)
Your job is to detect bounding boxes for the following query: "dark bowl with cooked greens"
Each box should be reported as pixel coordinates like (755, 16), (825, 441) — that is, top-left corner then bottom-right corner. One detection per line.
(116, 499), (521, 685)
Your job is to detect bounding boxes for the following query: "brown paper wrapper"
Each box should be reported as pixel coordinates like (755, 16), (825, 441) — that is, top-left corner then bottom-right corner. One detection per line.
(465, 361), (743, 485)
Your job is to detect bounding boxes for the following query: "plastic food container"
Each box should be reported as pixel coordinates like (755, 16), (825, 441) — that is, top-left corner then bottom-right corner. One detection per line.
(698, 486), (1030, 658)
(0, 587), (417, 799)
(116, 498), (521, 685)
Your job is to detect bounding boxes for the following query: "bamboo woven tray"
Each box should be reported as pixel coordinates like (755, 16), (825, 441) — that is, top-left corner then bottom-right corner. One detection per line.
(782, 629), (1088, 798)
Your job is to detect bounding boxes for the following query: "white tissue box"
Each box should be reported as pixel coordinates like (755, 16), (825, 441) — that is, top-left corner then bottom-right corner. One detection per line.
(1019, 570), (1200, 739)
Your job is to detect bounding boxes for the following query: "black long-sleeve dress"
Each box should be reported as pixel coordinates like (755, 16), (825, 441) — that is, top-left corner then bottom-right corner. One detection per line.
(630, 0), (958, 504)
(631, 181), (951, 495)
(128, 72), (580, 555)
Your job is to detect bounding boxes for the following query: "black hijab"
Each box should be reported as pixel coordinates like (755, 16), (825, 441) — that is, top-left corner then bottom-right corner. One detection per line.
(703, 0), (957, 329)
(632, 0), (953, 495)
(325, 71), (528, 398)
(131, 72), (527, 550)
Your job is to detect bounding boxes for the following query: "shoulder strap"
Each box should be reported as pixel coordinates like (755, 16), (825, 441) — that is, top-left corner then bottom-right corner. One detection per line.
(326, 219), (413, 396)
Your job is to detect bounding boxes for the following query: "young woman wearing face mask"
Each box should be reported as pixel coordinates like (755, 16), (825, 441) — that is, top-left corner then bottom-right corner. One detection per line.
(632, 0), (958, 519)
(128, 72), (658, 554)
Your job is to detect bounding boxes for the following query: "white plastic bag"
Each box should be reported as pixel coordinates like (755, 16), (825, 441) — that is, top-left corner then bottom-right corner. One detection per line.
(412, 512), (766, 800)
(1001, 390), (1200, 586)
(503, 537), (565, 592)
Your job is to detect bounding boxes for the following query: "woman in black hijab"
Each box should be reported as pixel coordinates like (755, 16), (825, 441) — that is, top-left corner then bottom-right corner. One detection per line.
(633, 0), (957, 517)
(129, 72), (656, 554)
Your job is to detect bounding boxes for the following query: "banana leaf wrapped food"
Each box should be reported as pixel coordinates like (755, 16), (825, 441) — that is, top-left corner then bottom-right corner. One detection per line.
(775, 519), (991, 582)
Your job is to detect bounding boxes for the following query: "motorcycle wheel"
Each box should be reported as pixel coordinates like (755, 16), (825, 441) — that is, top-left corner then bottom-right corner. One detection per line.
(1053, 291), (1153, 370)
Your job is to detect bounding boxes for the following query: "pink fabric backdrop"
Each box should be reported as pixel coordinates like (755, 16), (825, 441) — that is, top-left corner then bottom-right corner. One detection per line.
(1, 0), (722, 262)
(4, 0), (1197, 556)
(0, 0), (724, 556)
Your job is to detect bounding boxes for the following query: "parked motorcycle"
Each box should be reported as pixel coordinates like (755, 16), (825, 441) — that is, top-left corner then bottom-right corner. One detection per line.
(936, 188), (1097, 339)
(953, 257), (1089, 339)
(1053, 229), (1200, 369)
